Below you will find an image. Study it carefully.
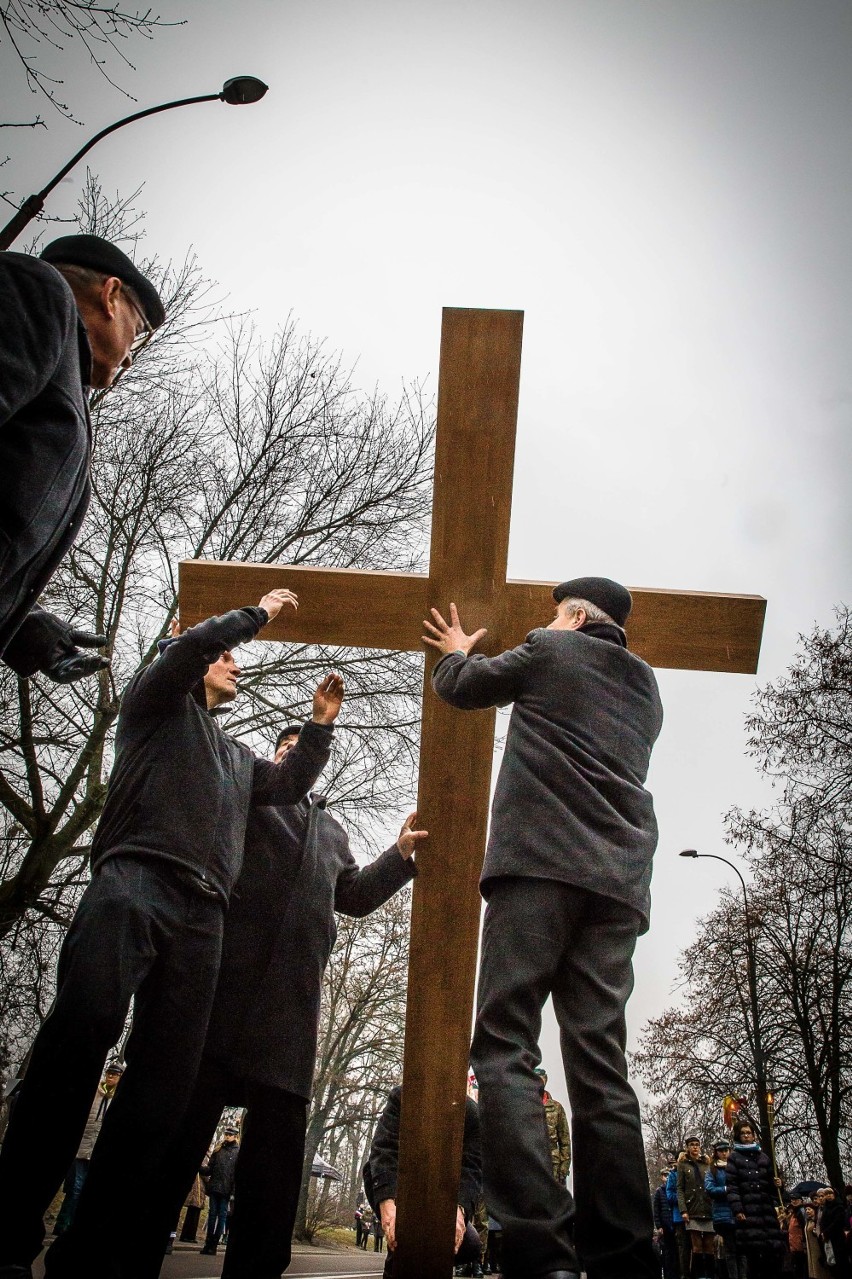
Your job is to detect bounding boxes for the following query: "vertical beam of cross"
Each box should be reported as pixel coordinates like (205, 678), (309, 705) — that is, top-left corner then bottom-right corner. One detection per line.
(393, 309), (524, 1275)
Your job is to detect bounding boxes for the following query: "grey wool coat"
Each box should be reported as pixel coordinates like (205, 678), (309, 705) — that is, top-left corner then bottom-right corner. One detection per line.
(432, 623), (664, 931)
(204, 797), (417, 1098)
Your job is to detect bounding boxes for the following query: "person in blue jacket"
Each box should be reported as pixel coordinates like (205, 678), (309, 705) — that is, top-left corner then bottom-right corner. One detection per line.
(667, 1160), (688, 1277)
(705, 1139), (740, 1278)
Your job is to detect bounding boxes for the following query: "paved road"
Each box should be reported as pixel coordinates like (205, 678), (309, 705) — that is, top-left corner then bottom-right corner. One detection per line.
(33, 1240), (386, 1278)
(159, 1242), (387, 1278)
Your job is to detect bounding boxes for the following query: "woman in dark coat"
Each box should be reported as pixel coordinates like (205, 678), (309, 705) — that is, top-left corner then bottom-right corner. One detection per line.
(725, 1119), (785, 1277)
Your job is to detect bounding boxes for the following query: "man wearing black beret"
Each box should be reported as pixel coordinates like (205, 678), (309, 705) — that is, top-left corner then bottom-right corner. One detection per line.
(0, 234), (164, 684)
(423, 577), (664, 1279)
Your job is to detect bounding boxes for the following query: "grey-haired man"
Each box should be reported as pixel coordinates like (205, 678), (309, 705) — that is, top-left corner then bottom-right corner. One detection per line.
(424, 576), (663, 1279)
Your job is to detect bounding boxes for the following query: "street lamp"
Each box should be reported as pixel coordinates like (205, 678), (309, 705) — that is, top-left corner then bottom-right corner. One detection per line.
(678, 849), (778, 1180)
(0, 76), (269, 251)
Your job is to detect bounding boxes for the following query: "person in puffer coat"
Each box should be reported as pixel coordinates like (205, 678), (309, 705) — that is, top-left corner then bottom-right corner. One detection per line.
(725, 1119), (785, 1273)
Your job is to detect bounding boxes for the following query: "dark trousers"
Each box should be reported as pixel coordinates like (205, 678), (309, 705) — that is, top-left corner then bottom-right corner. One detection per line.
(129, 1055), (308, 1279)
(470, 878), (657, 1279)
(715, 1222), (743, 1279)
(659, 1227), (679, 1279)
(0, 857), (223, 1277)
(205, 1191), (230, 1251)
(52, 1157), (89, 1234)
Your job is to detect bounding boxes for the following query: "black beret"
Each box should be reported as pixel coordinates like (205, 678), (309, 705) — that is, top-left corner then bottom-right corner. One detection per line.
(552, 576), (632, 628)
(40, 233), (165, 330)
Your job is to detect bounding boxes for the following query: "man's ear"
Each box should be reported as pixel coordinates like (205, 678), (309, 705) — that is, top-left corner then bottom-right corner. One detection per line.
(98, 275), (123, 319)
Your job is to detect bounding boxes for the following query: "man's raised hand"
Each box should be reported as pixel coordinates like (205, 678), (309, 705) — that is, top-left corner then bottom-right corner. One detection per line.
(422, 602), (487, 658)
(396, 811), (428, 860)
(258, 588), (299, 622)
(312, 673), (344, 725)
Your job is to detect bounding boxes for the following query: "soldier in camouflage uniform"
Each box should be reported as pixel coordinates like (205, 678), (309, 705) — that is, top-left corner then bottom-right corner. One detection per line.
(535, 1068), (571, 1185)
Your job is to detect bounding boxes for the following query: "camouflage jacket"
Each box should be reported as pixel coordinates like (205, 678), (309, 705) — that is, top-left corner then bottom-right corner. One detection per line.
(543, 1094), (571, 1181)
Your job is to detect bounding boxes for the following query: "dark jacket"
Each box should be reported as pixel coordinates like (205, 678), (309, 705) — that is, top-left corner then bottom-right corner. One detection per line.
(205, 797), (416, 1096)
(725, 1144), (784, 1249)
(364, 1086), (482, 1220)
(653, 1182), (674, 1231)
(90, 609), (333, 900)
(705, 1163), (735, 1224)
(203, 1142), (239, 1198)
(677, 1154), (713, 1219)
(432, 623), (663, 930)
(0, 252), (93, 674)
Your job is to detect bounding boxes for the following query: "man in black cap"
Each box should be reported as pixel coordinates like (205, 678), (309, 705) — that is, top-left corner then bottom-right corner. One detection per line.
(0, 590), (343, 1279)
(0, 234), (164, 684)
(423, 577), (664, 1279)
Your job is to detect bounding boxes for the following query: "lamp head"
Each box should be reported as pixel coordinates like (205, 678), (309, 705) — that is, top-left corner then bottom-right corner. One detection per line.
(679, 849), (699, 858)
(221, 76), (268, 105)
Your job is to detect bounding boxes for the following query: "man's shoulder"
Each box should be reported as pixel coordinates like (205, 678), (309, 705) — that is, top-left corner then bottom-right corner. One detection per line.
(0, 252), (76, 318)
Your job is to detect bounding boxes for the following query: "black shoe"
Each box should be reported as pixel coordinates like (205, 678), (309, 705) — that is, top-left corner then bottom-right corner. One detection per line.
(199, 1247), (217, 1255)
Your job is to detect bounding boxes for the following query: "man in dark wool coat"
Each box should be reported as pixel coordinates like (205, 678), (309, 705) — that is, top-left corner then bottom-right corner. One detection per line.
(423, 576), (664, 1279)
(131, 723), (423, 1279)
(0, 234), (164, 685)
(0, 591), (343, 1279)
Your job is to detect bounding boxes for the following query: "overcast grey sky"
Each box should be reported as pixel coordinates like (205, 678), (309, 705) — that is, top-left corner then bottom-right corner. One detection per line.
(3, 0), (850, 1116)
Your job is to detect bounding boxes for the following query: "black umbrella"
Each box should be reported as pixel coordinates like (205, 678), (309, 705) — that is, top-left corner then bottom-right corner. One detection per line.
(310, 1154), (342, 1181)
(789, 1180), (829, 1197)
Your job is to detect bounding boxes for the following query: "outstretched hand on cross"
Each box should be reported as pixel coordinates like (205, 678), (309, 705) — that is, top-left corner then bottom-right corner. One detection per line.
(422, 603), (487, 657)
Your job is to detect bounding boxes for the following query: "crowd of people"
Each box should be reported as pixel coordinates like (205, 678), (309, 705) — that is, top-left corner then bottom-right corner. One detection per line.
(652, 1124), (852, 1279)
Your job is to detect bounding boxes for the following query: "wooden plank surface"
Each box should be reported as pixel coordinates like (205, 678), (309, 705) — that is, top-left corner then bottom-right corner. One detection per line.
(394, 308), (524, 1277)
(179, 560), (429, 650)
(180, 560), (766, 674)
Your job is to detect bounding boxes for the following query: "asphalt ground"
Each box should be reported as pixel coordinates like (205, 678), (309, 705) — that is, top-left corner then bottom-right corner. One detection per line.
(32, 1238), (387, 1278)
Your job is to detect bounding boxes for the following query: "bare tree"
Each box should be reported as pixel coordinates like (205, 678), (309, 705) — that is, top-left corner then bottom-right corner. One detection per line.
(635, 608), (852, 1187)
(1, 1), (181, 122)
(294, 888), (411, 1241)
(0, 183), (433, 1071)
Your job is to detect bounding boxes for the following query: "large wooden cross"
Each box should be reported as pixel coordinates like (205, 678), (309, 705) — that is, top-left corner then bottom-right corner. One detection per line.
(179, 308), (766, 1277)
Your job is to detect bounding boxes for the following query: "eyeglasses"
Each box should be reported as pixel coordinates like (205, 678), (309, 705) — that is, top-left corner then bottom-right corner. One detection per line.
(121, 284), (152, 352)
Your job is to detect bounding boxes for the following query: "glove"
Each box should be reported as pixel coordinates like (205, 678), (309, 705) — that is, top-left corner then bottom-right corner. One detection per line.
(43, 630), (110, 684)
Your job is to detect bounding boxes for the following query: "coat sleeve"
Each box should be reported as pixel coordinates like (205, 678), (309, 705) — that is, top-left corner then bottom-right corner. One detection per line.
(653, 1187), (663, 1228)
(122, 608), (267, 719)
(458, 1099), (483, 1218)
(0, 258), (75, 432)
(705, 1169), (725, 1201)
(367, 1088), (401, 1206)
(725, 1155), (744, 1218)
(334, 843), (417, 918)
(431, 635), (537, 710)
(252, 721), (335, 805)
(676, 1163), (688, 1216)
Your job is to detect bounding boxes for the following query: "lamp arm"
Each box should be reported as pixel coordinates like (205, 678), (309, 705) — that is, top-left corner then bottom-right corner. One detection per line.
(0, 93), (220, 251)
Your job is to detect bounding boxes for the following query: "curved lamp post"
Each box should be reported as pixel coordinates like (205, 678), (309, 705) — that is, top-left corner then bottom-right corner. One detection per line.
(0, 76), (268, 251)
(679, 849), (779, 1183)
